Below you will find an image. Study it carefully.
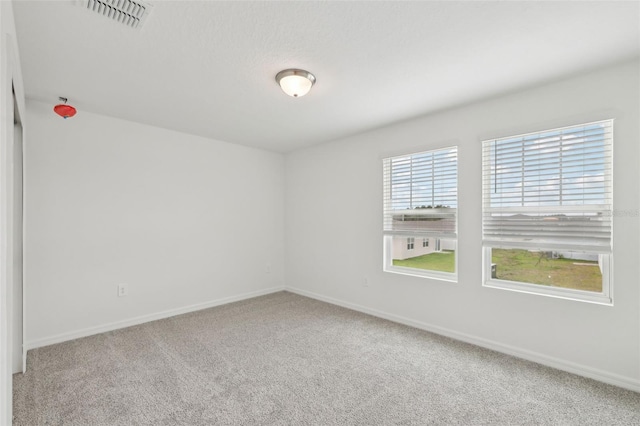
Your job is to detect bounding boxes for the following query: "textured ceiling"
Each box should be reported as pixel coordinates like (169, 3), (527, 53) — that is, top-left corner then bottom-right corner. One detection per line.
(13, 1), (640, 152)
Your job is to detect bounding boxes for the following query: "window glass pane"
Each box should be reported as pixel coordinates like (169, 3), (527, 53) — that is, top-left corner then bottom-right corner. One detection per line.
(490, 248), (603, 292)
(389, 148), (457, 211)
(391, 237), (456, 273)
(486, 121), (611, 210)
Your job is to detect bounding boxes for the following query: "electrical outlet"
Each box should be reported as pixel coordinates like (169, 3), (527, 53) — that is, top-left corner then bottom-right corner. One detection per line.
(363, 277), (369, 287)
(117, 283), (128, 297)
(265, 263), (271, 274)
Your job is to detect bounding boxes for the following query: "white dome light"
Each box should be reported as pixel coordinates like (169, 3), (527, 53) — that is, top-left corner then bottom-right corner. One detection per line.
(276, 69), (316, 98)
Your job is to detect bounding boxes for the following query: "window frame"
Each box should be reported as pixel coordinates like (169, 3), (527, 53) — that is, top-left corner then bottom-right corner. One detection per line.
(382, 146), (458, 282)
(407, 237), (415, 250)
(481, 120), (613, 305)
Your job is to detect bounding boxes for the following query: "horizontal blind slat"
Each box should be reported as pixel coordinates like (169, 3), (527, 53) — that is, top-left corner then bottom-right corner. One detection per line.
(482, 119), (613, 253)
(384, 147), (458, 240)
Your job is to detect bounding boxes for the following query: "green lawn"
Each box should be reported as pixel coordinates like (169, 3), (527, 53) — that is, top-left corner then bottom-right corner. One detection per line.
(491, 249), (602, 292)
(392, 250), (455, 273)
(393, 249), (602, 292)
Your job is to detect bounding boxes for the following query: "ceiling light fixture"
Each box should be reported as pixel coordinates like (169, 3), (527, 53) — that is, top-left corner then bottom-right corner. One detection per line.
(275, 69), (316, 98)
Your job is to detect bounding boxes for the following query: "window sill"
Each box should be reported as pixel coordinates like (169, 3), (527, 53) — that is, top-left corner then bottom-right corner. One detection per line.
(483, 278), (612, 306)
(384, 265), (457, 283)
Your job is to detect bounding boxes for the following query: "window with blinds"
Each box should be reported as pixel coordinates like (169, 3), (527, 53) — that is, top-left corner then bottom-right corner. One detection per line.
(383, 146), (457, 279)
(482, 120), (613, 303)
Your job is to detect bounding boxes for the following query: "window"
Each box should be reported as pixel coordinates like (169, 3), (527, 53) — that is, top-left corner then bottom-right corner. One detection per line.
(482, 120), (613, 304)
(383, 146), (457, 280)
(407, 237), (415, 250)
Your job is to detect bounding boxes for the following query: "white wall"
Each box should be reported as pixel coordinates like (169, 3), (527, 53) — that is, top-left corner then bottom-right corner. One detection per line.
(24, 100), (285, 347)
(285, 60), (640, 390)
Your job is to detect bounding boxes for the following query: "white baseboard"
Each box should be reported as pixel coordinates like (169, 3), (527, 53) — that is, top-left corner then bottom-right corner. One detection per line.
(24, 286), (285, 351)
(285, 286), (640, 393)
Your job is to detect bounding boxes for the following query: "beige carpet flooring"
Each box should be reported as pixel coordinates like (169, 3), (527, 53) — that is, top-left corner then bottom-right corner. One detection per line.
(13, 291), (640, 425)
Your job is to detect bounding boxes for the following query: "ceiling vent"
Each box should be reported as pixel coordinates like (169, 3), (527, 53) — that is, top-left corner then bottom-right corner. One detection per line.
(79, 0), (153, 29)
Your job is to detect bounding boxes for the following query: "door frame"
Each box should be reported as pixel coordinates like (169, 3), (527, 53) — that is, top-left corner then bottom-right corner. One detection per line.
(12, 92), (24, 375)
(0, 29), (27, 424)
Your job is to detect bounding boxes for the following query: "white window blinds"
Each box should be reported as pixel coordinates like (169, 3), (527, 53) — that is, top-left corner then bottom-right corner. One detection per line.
(482, 120), (613, 253)
(383, 147), (457, 238)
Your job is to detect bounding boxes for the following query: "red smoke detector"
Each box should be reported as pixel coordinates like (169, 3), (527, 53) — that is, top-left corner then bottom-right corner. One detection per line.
(53, 97), (77, 119)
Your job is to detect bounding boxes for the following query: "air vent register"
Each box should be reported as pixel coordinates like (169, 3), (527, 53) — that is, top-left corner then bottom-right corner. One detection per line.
(79, 0), (152, 29)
